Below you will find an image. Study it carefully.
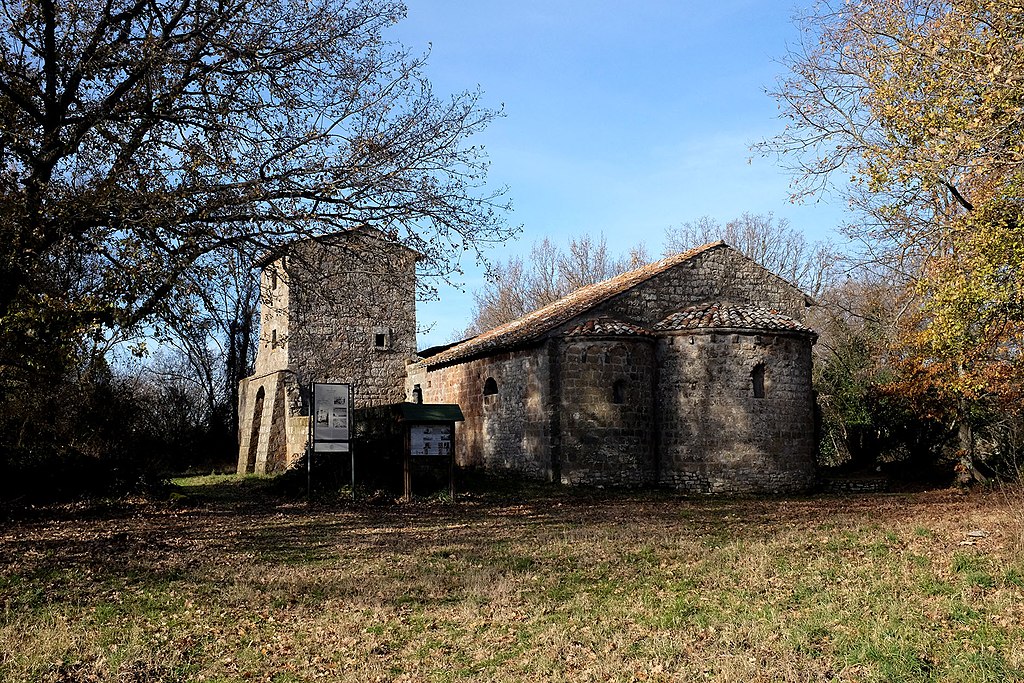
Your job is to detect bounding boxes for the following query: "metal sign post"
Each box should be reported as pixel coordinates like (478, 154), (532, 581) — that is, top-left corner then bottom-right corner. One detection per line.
(309, 382), (353, 497)
(307, 388), (312, 501)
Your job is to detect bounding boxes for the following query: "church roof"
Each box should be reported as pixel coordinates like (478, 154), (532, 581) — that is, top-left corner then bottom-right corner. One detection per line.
(421, 241), (723, 367)
(653, 303), (814, 334)
(562, 317), (653, 338)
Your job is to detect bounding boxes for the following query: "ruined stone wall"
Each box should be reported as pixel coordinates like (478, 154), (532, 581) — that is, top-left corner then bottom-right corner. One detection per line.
(602, 246), (809, 325)
(656, 330), (817, 493)
(236, 371), (294, 474)
(557, 337), (656, 486)
(413, 346), (555, 479)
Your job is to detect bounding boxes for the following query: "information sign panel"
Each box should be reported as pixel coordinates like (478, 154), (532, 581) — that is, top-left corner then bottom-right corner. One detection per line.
(410, 424), (452, 457)
(311, 383), (351, 452)
(315, 442), (350, 452)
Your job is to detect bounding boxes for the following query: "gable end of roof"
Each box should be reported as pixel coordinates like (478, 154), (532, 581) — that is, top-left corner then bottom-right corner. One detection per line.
(421, 241), (726, 367)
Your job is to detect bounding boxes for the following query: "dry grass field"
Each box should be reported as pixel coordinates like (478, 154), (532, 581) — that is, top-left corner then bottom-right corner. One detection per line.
(2, 477), (1023, 682)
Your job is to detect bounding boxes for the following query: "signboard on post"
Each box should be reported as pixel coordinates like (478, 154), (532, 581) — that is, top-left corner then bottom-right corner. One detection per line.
(397, 403), (463, 502)
(308, 382), (354, 498)
(311, 382), (352, 452)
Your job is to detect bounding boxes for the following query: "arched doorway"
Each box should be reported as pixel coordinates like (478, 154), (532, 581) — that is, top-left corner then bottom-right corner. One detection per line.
(245, 386), (266, 474)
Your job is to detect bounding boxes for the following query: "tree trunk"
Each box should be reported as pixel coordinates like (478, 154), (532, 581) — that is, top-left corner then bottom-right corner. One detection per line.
(956, 412), (988, 486)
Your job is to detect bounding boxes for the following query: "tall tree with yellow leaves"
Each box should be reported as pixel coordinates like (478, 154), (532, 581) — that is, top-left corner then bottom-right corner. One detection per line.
(762, 0), (1024, 479)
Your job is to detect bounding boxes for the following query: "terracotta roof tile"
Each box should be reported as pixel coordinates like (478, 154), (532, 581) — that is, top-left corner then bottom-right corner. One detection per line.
(562, 317), (653, 338)
(422, 241), (723, 366)
(653, 303), (813, 333)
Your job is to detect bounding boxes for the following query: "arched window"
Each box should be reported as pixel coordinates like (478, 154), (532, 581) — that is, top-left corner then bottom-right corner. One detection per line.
(752, 364), (766, 399)
(612, 379), (626, 405)
(412, 384), (423, 404)
(483, 377), (498, 405)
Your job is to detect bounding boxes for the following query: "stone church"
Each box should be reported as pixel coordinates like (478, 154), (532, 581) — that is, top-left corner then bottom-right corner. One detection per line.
(237, 228), (819, 493)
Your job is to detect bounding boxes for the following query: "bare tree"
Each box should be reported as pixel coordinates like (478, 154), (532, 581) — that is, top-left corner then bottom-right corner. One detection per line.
(466, 256), (530, 337)
(664, 213), (837, 298)
(464, 234), (650, 336)
(0, 0), (513, 377)
(165, 249), (260, 443)
(525, 238), (563, 310)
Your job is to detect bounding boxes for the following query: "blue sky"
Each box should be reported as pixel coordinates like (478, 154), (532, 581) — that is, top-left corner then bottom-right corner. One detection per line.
(390, 1), (847, 348)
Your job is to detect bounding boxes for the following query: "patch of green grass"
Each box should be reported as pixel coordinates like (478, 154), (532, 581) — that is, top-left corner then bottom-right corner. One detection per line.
(952, 552), (997, 588)
(1004, 566), (1024, 587)
(170, 473), (253, 487)
(500, 555), (535, 572)
(919, 573), (955, 597)
(909, 553), (931, 568)
(948, 602), (983, 625)
(952, 552), (985, 573)
(948, 649), (1016, 683)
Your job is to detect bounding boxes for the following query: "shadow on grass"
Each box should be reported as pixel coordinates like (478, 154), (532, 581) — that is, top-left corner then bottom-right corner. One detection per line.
(0, 471), (988, 618)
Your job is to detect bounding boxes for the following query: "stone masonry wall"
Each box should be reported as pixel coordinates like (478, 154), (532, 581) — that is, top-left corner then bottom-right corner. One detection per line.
(285, 232), (417, 408)
(236, 371), (293, 474)
(557, 337), (656, 486)
(412, 345), (555, 479)
(238, 229), (417, 474)
(602, 246), (809, 326)
(656, 329), (817, 493)
(254, 262), (289, 377)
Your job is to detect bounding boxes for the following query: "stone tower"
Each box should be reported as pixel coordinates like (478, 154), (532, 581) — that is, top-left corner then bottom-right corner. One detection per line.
(236, 226), (418, 474)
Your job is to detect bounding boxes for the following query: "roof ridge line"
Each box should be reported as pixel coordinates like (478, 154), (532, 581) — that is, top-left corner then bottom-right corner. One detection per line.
(423, 241), (724, 366)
